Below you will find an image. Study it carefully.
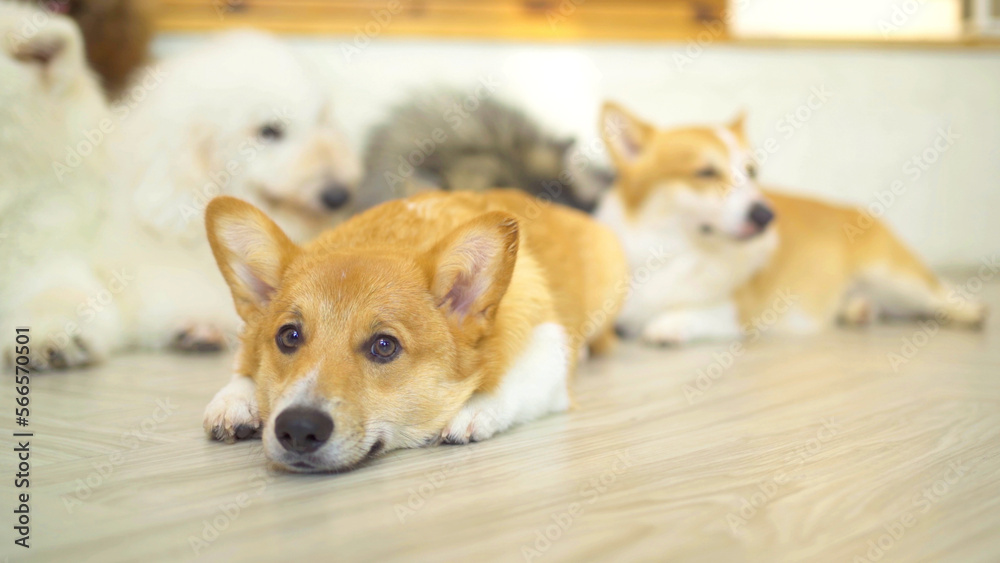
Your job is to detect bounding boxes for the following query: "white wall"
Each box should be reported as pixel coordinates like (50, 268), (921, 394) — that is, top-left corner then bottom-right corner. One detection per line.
(157, 35), (1000, 268)
(731, 0), (962, 39)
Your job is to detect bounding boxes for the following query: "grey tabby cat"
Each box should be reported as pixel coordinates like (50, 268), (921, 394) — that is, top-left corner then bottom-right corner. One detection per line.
(360, 89), (613, 212)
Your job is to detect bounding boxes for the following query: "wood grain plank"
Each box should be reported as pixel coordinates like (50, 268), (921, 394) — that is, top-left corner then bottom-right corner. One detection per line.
(4, 278), (998, 562)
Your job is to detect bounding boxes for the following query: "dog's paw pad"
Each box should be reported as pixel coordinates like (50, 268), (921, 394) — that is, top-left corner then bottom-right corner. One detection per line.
(203, 377), (260, 443)
(233, 424), (260, 440)
(641, 313), (698, 347)
(641, 327), (687, 347)
(173, 323), (226, 353)
(441, 403), (502, 445)
(839, 296), (875, 327)
(950, 301), (988, 330)
(11, 335), (96, 371)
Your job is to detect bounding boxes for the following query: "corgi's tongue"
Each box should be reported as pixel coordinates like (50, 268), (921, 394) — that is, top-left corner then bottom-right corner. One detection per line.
(736, 223), (763, 241)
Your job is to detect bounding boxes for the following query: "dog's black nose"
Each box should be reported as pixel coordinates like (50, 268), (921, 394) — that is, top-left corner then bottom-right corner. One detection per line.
(274, 407), (333, 454)
(748, 203), (775, 229)
(320, 184), (352, 210)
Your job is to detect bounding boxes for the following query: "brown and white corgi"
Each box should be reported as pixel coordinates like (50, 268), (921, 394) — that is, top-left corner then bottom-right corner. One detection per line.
(595, 101), (986, 345)
(201, 190), (626, 471)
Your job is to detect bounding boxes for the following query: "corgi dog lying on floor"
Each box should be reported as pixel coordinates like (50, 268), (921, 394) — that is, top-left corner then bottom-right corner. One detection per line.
(595, 102), (986, 346)
(202, 190), (626, 471)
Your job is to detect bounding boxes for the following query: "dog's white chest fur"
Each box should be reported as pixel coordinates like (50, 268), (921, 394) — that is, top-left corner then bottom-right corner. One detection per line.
(442, 322), (570, 443)
(596, 191), (775, 336)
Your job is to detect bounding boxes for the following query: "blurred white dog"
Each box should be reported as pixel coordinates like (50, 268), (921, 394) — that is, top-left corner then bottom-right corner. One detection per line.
(0, 0), (123, 369)
(2, 26), (362, 369)
(102, 31), (363, 353)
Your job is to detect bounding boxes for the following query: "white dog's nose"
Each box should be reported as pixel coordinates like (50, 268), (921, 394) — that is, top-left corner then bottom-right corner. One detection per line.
(320, 184), (352, 210)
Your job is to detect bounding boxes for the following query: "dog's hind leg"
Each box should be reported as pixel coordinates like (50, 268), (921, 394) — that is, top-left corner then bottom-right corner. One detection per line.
(849, 220), (986, 329)
(854, 267), (986, 328)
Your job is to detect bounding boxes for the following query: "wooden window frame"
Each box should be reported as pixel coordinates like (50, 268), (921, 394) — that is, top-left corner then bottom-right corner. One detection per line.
(155, 0), (729, 41)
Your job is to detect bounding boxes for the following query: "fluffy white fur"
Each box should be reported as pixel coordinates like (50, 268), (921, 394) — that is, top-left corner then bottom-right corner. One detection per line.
(98, 31), (362, 353)
(596, 188), (777, 345)
(0, 1), (122, 368)
(441, 322), (571, 444)
(2, 27), (362, 368)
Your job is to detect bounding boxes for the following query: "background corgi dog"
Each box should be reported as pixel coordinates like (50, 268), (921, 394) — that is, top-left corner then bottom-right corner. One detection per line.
(596, 101), (986, 346)
(202, 190), (626, 472)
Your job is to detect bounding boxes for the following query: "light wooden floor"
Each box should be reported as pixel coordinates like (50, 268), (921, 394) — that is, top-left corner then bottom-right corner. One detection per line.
(3, 281), (1000, 563)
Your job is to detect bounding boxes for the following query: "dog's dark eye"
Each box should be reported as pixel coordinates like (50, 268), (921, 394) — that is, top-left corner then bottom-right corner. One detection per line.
(259, 123), (285, 141)
(276, 324), (302, 354)
(369, 335), (400, 363)
(696, 166), (719, 179)
(746, 163), (758, 179)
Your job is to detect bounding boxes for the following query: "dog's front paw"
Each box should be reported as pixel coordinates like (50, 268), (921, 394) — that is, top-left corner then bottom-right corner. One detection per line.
(35, 334), (98, 370)
(204, 375), (260, 443)
(3, 298), (116, 371)
(441, 399), (505, 445)
(641, 316), (691, 347)
(173, 322), (228, 353)
(839, 295), (875, 327)
(3, 332), (98, 371)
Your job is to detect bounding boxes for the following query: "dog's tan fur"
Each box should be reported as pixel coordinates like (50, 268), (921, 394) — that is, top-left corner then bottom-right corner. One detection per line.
(204, 190), (625, 471)
(734, 192), (976, 326)
(597, 101), (985, 344)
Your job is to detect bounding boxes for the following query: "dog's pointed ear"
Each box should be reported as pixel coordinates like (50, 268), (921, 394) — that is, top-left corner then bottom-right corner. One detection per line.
(729, 110), (748, 139)
(601, 101), (654, 169)
(205, 196), (298, 321)
(429, 212), (519, 334)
